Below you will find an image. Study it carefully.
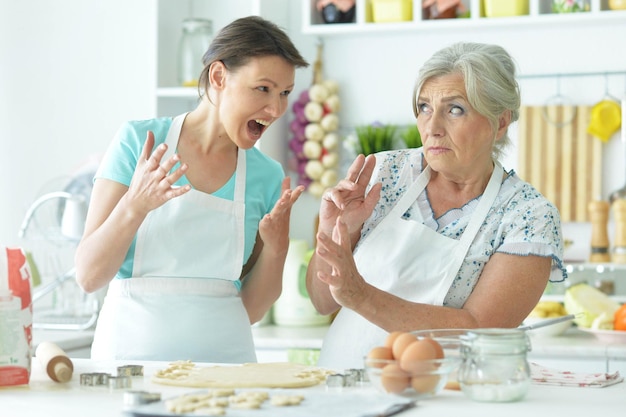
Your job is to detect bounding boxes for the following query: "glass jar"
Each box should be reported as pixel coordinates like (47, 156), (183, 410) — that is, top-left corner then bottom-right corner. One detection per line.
(458, 328), (531, 402)
(177, 18), (213, 87)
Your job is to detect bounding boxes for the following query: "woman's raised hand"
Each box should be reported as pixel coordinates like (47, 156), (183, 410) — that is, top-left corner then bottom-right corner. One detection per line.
(126, 131), (191, 216)
(318, 154), (381, 237)
(259, 177), (305, 256)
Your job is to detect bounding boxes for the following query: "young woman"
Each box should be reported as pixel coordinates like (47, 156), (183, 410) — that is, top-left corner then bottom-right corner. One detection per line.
(75, 16), (308, 363)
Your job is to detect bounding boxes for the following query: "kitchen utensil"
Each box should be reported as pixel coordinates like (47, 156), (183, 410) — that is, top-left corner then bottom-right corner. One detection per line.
(518, 105), (602, 222)
(35, 341), (73, 383)
(362, 401), (417, 417)
(587, 98), (621, 142)
(609, 97), (626, 204)
(518, 314), (578, 331)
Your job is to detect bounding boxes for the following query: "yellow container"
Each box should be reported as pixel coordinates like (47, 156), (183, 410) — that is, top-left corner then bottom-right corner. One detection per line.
(483, 0), (529, 17)
(371, 0), (413, 23)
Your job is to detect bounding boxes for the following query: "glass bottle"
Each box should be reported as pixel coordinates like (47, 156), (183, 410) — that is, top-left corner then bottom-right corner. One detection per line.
(177, 18), (213, 87)
(458, 328), (531, 402)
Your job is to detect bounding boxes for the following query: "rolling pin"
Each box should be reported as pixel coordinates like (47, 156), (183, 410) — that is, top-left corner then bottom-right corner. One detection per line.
(35, 341), (74, 383)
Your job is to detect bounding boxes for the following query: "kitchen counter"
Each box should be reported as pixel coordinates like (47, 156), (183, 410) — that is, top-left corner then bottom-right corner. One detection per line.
(2, 357), (624, 417)
(32, 325), (626, 372)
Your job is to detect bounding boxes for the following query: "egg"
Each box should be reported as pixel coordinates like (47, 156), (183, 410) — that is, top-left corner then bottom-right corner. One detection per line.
(384, 331), (404, 350)
(399, 339), (438, 373)
(391, 332), (417, 359)
(380, 363), (410, 394)
(422, 337), (445, 359)
(411, 374), (441, 394)
(366, 346), (394, 368)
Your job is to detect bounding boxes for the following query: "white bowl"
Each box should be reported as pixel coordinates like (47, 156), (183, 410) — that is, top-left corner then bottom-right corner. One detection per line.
(522, 316), (573, 337)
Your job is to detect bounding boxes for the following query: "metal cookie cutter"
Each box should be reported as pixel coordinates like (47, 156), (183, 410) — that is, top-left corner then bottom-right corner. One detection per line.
(117, 364), (144, 377)
(108, 375), (132, 390)
(123, 391), (161, 407)
(80, 372), (112, 386)
(326, 373), (348, 389)
(345, 368), (369, 384)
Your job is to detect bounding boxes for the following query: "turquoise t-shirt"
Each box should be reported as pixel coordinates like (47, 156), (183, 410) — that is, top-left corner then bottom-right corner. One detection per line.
(95, 117), (284, 284)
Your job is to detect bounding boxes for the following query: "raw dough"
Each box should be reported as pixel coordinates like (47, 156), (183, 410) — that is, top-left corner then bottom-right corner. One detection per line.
(152, 361), (334, 389)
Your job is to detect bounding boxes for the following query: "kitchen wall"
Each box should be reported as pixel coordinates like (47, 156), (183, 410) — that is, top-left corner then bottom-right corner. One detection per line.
(1, 0), (625, 265)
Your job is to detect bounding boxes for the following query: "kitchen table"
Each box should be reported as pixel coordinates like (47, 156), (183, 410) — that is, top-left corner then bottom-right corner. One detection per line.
(2, 357), (624, 417)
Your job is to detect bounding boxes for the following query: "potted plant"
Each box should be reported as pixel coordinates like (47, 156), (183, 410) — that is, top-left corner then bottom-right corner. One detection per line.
(400, 125), (422, 149)
(354, 122), (397, 156)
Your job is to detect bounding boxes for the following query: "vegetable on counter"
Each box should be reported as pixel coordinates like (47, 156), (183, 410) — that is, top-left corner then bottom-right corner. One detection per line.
(615, 304), (626, 331)
(564, 283), (622, 330)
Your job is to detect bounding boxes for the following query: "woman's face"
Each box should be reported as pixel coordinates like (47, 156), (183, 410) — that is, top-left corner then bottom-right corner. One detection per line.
(416, 73), (496, 178)
(217, 55), (295, 149)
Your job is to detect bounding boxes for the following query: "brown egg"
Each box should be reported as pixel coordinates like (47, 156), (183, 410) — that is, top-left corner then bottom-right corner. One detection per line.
(411, 374), (441, 394)
(384, 331), (404, 349)
(366, 346), (394, 368)
(399, 339), (438, 373)
(421, 337), (444, 359)
(391, 332), (417, 359)
(380, 363), (410, 394)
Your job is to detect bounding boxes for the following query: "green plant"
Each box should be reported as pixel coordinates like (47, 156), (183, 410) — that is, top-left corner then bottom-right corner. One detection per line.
(355, 123), (397, 156)
(552, 0), (589, 13)
(400, 125), (422, 148)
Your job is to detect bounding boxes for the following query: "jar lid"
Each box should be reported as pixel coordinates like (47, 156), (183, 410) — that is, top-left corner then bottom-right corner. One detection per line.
(182, 18), (213, 33)
(462, 328), (531, 355)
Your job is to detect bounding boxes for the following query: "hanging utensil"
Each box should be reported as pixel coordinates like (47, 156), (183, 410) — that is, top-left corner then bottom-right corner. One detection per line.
(541, 75), (577, 128)
(587, 73), (622, 142)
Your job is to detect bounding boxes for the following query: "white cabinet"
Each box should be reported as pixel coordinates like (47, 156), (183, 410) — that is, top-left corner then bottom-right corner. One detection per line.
(302, 0), (626, 35)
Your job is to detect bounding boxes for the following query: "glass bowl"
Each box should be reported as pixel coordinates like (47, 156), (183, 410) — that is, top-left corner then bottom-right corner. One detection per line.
(364, 356), (461, 399)
(364, 329), (467, 399)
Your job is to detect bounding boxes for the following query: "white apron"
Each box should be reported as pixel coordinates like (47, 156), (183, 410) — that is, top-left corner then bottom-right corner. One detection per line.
(318, 162), (504, 370)
(91, 113), (256, 363)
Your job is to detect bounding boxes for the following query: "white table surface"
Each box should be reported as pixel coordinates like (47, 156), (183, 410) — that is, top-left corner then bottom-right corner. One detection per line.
(2, 357), (624, 417)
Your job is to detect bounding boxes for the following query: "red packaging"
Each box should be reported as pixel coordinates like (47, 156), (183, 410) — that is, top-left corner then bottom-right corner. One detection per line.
(0, 247), (33, 386)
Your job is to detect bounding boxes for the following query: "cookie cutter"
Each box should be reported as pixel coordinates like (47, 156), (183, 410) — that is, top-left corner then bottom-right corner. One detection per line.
(326, 373), (346, 388)
(108, 375), (132, 390)
(123, 390), (161, 407)
(117, 364), (144, 377)
(345, 368), (369, 384)
(80, 372), (111, 386)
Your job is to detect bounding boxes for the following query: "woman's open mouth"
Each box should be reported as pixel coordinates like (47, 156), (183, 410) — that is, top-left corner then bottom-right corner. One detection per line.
(248, 119), (270, 140)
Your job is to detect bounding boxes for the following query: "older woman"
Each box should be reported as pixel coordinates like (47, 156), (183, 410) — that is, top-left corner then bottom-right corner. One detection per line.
(306, 42), (567, 370)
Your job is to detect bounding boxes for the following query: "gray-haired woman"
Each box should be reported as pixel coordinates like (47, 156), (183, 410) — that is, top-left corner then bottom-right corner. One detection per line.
(76, 16), (308, 363)
(306, 42), (566, 370)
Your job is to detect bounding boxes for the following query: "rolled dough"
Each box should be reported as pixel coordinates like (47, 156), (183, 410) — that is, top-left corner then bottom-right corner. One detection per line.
(152, 361), (334, 389)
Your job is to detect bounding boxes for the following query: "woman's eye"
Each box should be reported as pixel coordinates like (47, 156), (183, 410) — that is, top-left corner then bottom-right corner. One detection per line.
(281, 90), (292, 97)
(450, 105), (464, 115)
(257, 86), (269, 93)
(417, 103), (430, 114)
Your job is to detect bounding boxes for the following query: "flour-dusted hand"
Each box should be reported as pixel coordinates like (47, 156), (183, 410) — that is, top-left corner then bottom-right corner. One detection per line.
(126, 131), (192, 216)
(259, 177), (305, 256)
(318, 154), (381, 241)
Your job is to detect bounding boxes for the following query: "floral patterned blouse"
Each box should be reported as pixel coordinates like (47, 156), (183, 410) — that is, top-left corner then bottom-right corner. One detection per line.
(357, 148), (567, 308)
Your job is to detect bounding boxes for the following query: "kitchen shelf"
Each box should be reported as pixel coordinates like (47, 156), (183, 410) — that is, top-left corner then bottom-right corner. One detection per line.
(303, 0), (626, 35)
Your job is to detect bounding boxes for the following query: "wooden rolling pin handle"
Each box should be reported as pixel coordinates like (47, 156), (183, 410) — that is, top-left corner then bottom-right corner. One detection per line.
(36, 341), (74, 383)
(588, 200), (611, 263)
(613, 199), (626, 264)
